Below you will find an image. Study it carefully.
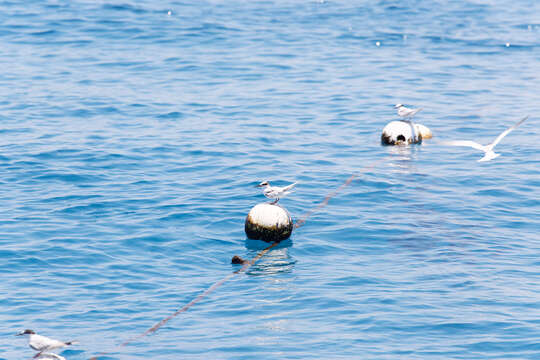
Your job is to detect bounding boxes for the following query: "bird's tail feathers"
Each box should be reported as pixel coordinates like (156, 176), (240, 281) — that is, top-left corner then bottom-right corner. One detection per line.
(282, 182), (297, 192)
(478, 152), (499, 162)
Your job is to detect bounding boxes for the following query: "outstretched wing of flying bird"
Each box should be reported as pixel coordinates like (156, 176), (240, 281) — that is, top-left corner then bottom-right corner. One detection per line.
(445, 140), (486, 152)
(489, 115), (528, 150)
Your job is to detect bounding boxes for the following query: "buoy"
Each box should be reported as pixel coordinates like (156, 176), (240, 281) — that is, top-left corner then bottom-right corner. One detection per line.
(381, 121), (432, 145)
(415, 123), (432, 139)
(245, 203), (293, 242)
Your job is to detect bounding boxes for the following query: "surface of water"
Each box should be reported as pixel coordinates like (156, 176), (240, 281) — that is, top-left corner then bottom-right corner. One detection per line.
(1, 1), (539, 359)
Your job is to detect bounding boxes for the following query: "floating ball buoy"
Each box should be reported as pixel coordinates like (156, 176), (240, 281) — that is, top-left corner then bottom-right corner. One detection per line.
(245, 203), (293, 242)
(381, 121), (432, 145)
(415, 123), (432, 139)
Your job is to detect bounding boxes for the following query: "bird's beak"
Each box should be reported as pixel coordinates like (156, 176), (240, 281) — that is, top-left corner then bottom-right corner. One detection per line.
(256, 184), (263, 188)
(16, 332), (23, 336)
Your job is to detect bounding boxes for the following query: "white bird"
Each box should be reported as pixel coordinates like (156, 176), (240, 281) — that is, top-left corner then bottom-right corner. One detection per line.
(256, 180), (297, 204)
(445, 116), (528, 162)
(35, 353), (66, 360)
(395, 104), (423, 120)
(16, 330), (77, 358)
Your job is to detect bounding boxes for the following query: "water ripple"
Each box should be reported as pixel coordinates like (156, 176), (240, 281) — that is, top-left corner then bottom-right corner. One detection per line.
(1, 1), (539, 359)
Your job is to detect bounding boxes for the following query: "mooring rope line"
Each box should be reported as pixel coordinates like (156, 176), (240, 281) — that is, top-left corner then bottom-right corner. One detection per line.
(122, 240), (279, 344)
(88, 241), (279, 360)
(89, 158), (386, 359)
(294, 158), (383, 229)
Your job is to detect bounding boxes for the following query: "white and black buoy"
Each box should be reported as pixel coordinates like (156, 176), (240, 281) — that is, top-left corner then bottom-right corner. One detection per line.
(381, 121), (432, 145)
(244, 203), (293, 242)
(415, 123), (432, 140)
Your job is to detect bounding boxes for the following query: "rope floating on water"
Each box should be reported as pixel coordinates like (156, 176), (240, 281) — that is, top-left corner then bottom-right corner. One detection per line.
(123, 240), (280, 345)
(294, 173), (356, 229)
(135, 161), (383, 338)
(88, 241), (279, 360)
(89, 158), (385, 359)
(294, 159), (383, 229)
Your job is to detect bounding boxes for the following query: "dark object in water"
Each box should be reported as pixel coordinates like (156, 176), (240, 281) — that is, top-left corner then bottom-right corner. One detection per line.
(231, 255), (248, 265)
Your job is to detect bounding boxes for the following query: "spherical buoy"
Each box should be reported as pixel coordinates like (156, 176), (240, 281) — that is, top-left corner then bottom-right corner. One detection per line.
(381, 121), (432, 145)
(415, 123), (432, 139)
(245, 203), (293, 242)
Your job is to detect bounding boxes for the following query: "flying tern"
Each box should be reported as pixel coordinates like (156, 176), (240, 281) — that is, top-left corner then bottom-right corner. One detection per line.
(445, 116), (528, 162)
(256, 181), (297, 204)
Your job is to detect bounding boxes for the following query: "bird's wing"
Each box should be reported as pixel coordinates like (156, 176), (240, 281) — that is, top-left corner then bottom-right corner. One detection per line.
(282, 182), (297, 192)
(398, 108), (408, 117)
(263, 188), (277, 198)
(410, 108), (423, 116)
(400, 107), (422, 117)
(489, 115), (528, 150)
(445, 140), (486, 152)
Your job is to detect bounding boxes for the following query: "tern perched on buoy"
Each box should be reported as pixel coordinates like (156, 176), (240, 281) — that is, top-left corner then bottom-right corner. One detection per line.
(444, 116), (528, 162)
(395, 104), (423, 120)
(256, 181), (297, 204)
(16, 330), (77, 358)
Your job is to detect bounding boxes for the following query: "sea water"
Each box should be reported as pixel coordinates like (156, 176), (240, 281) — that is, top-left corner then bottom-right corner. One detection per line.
(1, 1), (539, 359)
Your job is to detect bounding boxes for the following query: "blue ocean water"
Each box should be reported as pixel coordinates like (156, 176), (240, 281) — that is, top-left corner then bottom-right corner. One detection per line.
(1, 0), (539, 359)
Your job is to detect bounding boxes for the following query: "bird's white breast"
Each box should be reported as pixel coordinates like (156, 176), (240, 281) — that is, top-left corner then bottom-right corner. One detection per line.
(398, 107), (410, 117)
(263, 187), (278, 198)
(30, 334), (64, 351)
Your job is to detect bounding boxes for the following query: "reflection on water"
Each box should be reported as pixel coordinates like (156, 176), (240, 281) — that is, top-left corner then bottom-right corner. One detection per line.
(387, 143), (415, 160)
(243, 238), (296, 275)
(34, 352), (67, 360)
(385, 143), (421, 173)
(245, 238), (293, 250)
